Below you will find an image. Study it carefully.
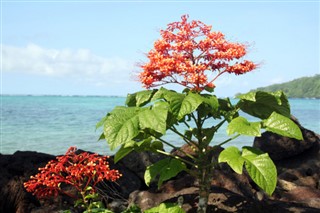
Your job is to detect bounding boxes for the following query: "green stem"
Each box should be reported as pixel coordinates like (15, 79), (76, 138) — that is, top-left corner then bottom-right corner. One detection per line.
(213, 119), (227, 133)
(194, 110), (211, 213)
(155, 149), (197, 168)
(152, 133), (197, 162)
(183, 120), (191, 129)
(151, 133), (178, 150)
(170, 126), (198, 147)
(217, 134), (241, 147)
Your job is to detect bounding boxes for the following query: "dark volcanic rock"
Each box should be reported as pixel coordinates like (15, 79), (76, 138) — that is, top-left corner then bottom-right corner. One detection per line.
(0, 151), (55, 213)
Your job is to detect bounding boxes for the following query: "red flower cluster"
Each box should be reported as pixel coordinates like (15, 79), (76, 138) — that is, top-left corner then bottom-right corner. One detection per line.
(139, 15), (257, 91)
(24, 147), (121, 199)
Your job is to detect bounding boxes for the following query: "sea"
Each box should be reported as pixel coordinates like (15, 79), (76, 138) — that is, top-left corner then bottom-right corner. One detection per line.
(1, 95), (319, 156)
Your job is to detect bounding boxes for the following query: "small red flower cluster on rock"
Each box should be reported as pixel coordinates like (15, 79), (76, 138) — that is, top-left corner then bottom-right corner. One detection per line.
(24, 146), (121, 199)
(139, 14), (257, 91)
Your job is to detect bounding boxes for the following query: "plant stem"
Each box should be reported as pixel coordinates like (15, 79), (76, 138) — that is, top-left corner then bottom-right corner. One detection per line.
(217, 134), (241, 147)
(194, 110), (211, 213)
(152, 134), (197, 162)
(155, 149), (197, 168)
(170, 126), (198, 147)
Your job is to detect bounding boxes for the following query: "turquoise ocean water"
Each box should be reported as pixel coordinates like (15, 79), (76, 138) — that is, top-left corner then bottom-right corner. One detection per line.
(1, 95), (319, 155)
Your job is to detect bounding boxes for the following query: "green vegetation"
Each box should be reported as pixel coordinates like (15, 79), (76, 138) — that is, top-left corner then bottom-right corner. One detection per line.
(241, 75), (320, 98)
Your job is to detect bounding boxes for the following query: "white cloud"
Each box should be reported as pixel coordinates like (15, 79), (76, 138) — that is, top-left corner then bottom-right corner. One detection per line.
(2, 43), (135, 86)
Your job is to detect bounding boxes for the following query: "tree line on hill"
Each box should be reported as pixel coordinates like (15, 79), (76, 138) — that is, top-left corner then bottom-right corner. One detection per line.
(236, 74), (320, 99)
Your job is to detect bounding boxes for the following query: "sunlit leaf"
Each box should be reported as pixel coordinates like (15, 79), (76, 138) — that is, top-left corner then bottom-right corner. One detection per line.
(144, 158), (186, 188)
(242, 147), (277, 196)
(218, 146), (244, 174)
(227, 116), (261, 136)
(263, 112), (303, 140)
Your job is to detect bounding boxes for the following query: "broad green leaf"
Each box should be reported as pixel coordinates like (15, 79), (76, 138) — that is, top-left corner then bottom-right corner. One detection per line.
(114, 139), (163, 163)
(218, 98), (238, 121)
(241, 146), (264, 157)
(202, 94), (219, 110)
(150, 140), (164, 151)
(144, 158), (186, 188)
(152, 88), (185, 116)
(126, 90), (157, 107)
(152, 88), (205, 121)
(104, 106), (142, 150)
(178, 92), (204, 120)
(237, 91), (256, 101)
(218, 146), (244, 174)
(104, 103), (169, 150)
(227, 116), (261, 136)
(198, 94), (219, 118)
(241, 147), (277, 196)
(96, 115), (108, 130)
(139, 101), (169, 135)
(238, 91), (290, 119)
(134, 140), (164, 153)
(263, 112), (303, 140)
(145, 203), (186, 213)
(125, 90), (155, 107)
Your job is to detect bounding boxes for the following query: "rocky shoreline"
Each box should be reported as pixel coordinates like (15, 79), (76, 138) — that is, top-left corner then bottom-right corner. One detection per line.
(1, 122), (319, 213)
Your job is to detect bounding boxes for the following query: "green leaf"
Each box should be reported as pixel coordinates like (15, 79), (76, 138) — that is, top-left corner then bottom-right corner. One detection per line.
(104, 106), (142, 150)
(218, 146), (244, 174)
(84, 208), (113, 213)
(218, 98), (238, 121)
(204, 85), (215, 93)
(126, 90), (157, 107)
(144, 158), (186, 188)
(238, 91), (290, 119)
(220, 146), (277, 195)
(242, 146), (264, 156)
(227, 116), (261, 136)
(152, 88), (205, 121)
(98, 133), (105, 141)
(202, 127), (216, 144)
(84, 192), (98, 200)
(263, 112), (303, 140)
(114, 139), (163, 163)
(152, 88), (185, 116)
(145, 203), (186, 213)
(198, 94), (219, 118)
(241, 147), (277, 196)
(74, 199), (84, 207)
(104, 102), (169, 150)
(139, 101), (169, 135)
(178, 92), (204, 120)
(96, 115), (108, 130)
(202, 94), (219, 110)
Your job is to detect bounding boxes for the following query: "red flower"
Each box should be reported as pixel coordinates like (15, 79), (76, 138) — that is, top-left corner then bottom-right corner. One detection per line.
(139, 14), (257, 91)
(24, 147), (121, 199)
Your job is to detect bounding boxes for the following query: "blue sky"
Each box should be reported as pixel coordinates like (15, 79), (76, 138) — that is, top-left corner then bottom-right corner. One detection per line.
(1, 1), (319, 97)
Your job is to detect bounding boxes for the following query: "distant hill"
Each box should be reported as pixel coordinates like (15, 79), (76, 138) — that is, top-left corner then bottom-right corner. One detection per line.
(237, 75), (320, 98)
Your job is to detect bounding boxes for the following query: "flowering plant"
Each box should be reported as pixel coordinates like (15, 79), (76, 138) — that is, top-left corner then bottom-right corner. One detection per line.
(139, 15), (255, 91)
(24, 147), (121, 212)
(98, 15), (302, 213)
